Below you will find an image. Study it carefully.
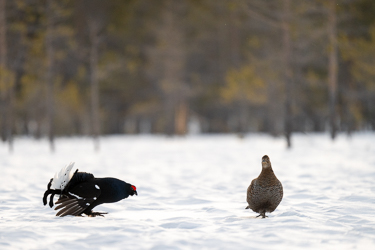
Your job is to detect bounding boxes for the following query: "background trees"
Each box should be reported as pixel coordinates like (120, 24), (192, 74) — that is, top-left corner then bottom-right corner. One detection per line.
(0, 0), (374, 149)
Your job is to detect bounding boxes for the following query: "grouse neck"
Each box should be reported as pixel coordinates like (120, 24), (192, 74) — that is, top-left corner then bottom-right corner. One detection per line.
(259, 166), (276, 179)
(96, 178), (128, 203)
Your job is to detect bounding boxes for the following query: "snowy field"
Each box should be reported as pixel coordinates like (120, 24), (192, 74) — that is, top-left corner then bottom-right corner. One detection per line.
(1, 133), (375, 249)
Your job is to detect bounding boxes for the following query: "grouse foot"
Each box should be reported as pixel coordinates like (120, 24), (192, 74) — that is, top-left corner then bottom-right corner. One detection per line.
(87, 212), (108, 217)
(256, 213), (268, 218)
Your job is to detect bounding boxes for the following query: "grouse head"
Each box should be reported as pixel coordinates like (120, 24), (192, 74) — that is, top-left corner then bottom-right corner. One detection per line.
(261, 155), (271, 169)
(130, 185), (138, 196)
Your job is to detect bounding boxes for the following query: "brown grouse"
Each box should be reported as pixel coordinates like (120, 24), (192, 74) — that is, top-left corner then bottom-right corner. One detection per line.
(43, 162), (137, 217)
(246, 155), (283, 218)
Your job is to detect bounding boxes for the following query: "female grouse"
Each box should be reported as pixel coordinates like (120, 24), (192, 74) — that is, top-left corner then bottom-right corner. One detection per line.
(246, 155), (283, 218)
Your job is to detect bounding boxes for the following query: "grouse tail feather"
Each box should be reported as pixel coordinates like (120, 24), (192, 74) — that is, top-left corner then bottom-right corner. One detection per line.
(50, 162), (76, 190)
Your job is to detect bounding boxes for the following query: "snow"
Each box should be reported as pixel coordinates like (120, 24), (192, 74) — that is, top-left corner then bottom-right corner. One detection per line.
(1, 133), (375, 249)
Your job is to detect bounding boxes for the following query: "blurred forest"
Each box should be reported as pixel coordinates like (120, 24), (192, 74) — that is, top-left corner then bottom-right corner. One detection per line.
(0, 0), (375, 150)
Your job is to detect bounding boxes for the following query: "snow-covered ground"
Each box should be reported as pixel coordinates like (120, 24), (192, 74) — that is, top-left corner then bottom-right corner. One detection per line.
(1, 133), (375, 249)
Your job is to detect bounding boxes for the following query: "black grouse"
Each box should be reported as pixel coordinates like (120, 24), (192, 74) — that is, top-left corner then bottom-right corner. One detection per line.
(246, 155), (283, 218)
(43, 162), (137, 217)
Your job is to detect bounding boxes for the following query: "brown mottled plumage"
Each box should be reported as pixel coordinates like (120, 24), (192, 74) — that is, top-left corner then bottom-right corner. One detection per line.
(246, 155), (283, 218)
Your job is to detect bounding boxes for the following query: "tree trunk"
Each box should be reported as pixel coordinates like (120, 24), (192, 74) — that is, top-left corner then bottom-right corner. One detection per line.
(175, 99), (188, 135)
(89, 20), (100, 151)
(238, 101), (248, 134)
(0, 0), (7, 142)
(165, 98), (175, 136)
(229, 9), (240, 69)
(328, 0), (338, 140)
(0, 0), (13, 152)
(45, 0), (55, 152)
(159, 0), (188, 135)
(282, 0), (293, 148)
(267, 80), (283, 136)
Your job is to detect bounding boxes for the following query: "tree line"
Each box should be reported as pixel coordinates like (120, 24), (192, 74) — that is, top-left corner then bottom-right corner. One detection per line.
(0, 0), (374, 151)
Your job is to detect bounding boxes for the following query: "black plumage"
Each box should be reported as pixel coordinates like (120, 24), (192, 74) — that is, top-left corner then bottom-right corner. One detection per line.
(43, 169), (137, 217)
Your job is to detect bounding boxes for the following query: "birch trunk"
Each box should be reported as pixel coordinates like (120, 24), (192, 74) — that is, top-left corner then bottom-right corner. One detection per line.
(0, 0), (13, 152)
(45, 0), (55, 152)
(89, 20), (100, 151)
(0, 0), (6, 142)
(328, 0), (338, 140)
(282, 0), (293, 148)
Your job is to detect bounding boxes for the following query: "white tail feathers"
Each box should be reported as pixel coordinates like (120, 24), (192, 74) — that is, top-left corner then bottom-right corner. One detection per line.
(51, 162), (76, 190)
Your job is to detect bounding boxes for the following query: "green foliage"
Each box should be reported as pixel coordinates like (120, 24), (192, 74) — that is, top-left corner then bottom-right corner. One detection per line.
(222, 65), (267, 105)
(0, 67), (15, 93)
(341, 25), (375, 91)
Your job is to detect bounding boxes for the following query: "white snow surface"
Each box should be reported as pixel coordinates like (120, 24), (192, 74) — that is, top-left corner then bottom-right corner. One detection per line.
(1, 133), (375, 250)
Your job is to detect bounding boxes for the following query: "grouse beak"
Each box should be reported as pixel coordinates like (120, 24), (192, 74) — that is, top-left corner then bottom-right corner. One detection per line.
(262, 155), (270, 164)
(134, 190), (138, 196)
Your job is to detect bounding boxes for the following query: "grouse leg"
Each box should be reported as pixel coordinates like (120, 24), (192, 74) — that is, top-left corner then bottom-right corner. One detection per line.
(87, 211), (108, 217)
(256, 212), (268, 218)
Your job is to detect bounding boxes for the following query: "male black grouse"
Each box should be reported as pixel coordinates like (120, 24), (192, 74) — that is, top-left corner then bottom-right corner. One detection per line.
(43, 162), (137, 217)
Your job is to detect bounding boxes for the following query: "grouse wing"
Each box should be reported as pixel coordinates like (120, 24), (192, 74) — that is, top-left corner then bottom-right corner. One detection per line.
(54, 182), (101, 217)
